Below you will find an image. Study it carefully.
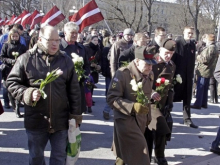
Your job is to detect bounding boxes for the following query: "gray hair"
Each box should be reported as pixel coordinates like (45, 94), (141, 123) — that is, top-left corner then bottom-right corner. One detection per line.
(64, 22), (79, 33)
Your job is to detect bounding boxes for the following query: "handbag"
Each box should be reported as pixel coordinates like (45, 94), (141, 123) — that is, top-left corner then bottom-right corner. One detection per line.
(66, 119), (81, 165)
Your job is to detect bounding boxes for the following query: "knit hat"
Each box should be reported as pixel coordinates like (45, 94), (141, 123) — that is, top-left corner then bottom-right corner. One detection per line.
(123, 28), (134, 36)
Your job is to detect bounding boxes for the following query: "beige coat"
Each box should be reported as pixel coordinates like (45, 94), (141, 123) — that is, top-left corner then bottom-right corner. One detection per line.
(107, 61), (153, 165)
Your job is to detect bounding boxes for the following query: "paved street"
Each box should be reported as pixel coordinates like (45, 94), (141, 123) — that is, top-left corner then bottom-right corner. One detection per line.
(1, 75), (220, 165)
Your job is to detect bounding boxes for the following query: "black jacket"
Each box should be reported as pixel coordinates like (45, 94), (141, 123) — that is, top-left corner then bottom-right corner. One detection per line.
(0, 41), (27, 80)
(118, 45), (135, 68)
(6, 45), (82, 132)
(101, 44), (112, 78)
(59, 38), (90, 76)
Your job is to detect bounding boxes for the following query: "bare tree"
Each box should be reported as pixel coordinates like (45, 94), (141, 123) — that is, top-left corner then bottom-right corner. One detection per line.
(186, 0), (204, 40)
(0, 0), (39, 17)
(142, 0), (155, 36)
(202, 0), (220, 34)
(99, 0), (143, 32)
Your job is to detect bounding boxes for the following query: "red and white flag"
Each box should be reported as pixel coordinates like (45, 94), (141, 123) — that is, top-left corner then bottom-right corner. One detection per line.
(3, 17), (9, 26)
(14, 10), (29, 24)
(7, 15), (17, 25)
(21, 11), (31, 28)
(70, 0), (104, 32)
(29, 10), (43, 30)
(41, 5), (65, 27)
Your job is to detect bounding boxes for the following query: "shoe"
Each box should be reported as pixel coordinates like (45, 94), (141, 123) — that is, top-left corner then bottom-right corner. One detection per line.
(16, 113), (24, 118)
(154, 157), (168, 165)
(92, 101), (95, 106)
(210, 147), (220, 155)
(184, 119), (198, 128)
(208, 100), (215, 103)
(88, 107), (92, 113)
(202, 105), (207, 109)
(103, 111), (110, 120)
(190, 104), (201, 109)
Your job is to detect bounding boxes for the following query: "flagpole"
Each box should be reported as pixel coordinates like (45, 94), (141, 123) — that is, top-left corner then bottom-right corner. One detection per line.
(217, 18), (220, 41)
(104, 19), (112, 35)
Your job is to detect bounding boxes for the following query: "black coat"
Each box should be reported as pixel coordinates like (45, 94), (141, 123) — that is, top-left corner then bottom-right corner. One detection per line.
(172, 37), (196, 102)
(60, 39), (90, 113)
(84, 42), (101, 83)
(101, 44), (111, 78)
(59, 38), (90, 76)
(6, 46), (81, 132)
(118, 45), (135, 67)
(0, 42), (27, 80)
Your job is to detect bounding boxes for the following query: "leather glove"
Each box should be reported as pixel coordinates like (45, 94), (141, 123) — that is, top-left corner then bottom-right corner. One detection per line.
(133, 103), (149, 115)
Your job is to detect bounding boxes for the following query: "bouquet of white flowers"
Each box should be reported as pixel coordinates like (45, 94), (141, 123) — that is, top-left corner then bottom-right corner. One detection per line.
(130, 78), (149, 105)
(32, 68), (63, 107)
(71, 53), (86, 82)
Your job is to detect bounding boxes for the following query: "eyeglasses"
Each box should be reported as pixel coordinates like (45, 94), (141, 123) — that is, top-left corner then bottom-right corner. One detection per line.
(41, 36), (60, 43)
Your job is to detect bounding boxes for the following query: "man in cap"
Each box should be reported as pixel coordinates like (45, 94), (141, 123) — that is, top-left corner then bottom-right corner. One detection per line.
(60, 22), (90, 114)
(109, 28), (134, 77)
(145, 39), (176, 165)
(172, 27), (198, 128)
(107, 46), (159, 165)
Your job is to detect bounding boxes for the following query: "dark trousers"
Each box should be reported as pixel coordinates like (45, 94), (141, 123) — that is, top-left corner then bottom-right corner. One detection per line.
(193, 76), (210, 107)
(182, 79), (193, 120)
(145, 128), (166, 161)
(210, 77), (218, 103)
(212, 127), (220, 149)
(3, 86), (9, 105)
(26, 129), (68, 165)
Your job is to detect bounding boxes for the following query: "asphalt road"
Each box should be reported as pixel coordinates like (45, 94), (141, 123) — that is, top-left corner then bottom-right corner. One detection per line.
(1, 75), (220, 165)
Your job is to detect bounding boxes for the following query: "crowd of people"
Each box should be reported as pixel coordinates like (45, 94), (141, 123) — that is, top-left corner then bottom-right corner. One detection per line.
(0, 22), (220, 165)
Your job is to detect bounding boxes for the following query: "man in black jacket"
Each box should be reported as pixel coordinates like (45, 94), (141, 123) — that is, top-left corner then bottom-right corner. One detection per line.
(172, 27), (198, 128)
(6, 25), (82, 165)
(60, 22), (90, 114)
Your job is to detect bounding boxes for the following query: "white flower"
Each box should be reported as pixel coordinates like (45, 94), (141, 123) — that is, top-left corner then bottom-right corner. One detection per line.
(78, 57), (84, 63)
(12, 52), (15, 56)
(132, 85), (138, 91)
(137, 82), (142, 88)
(176, 74), (182, 84)
(156, 78), (161, 83)
(46, 72), (50, 76)
(56, 69), (63, 76)
(130, 79), (137, 86)
(71, 53), (79, 59)
(165, 80), (169, 85)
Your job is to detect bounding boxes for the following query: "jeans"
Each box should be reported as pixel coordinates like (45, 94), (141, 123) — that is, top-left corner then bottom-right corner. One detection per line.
(26, 129), (68, 165)
(193, 76), (210, 107)
(212, 127), (220, 149)
(105, 77), (111, 96)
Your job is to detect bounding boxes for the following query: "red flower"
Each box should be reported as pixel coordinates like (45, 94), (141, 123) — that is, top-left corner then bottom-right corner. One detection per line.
(155, 83), (160, 87)
(89, 56), (95, 62)
(160, 78), (165, 84)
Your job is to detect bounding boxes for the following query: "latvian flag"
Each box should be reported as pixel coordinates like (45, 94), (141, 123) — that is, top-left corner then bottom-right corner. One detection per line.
(70, 0), (104, 32)
(41, 5), (65, 27)
(29, 10), (43, 30)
